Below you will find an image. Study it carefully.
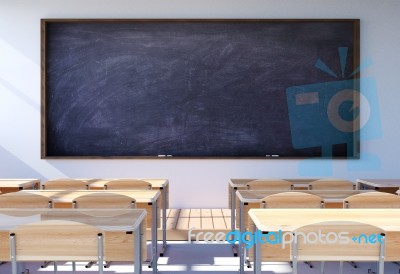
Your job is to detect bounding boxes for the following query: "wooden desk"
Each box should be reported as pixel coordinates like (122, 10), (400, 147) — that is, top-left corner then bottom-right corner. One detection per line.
(234, 189), (375, 266)
(45, 178), (169, 207)
(358, 178), (400, 194)
(0, 179), (40, 194)
(0, 208), (146, 274)
(228, 178), (318, 232)
(44, 178), (169, 255)
(248, 208), (400, 274)
(20, 190), (160, 273)
(236, 189), (375, 231)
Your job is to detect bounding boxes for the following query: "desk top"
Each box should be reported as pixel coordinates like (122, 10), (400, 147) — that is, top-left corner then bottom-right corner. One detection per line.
(43, 178), (168, 189)
(229, 178), (319, 188)
(21, 190), (160, 204)
(237, 190), (374, 203)
(0, 208), (146, 231)
(357, 178), (400, 187)
(0, 179), (40, 188)
(249, 208), (400, 232)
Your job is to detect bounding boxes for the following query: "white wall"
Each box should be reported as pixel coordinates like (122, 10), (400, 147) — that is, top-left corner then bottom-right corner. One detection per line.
(1, 0), (399, 208)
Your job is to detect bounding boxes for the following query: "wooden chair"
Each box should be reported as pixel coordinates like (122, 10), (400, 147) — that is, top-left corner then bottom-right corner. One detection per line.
(42, 179), (88, 190)
(104, 179), (151, 190)
(72, 193), (136, 268)
(0, 192), (53, 267)
(260, 192), (324, 209)
(343, 191), (400, 269)
(254, 192), (323, 269)
(292, 221), (385, 274)
(308, 179), (354, 190)
(344, 192), (400, 208)
(72, 193), (136, 209)
(10, 220), (103, 274)
(246, 179), (293, 190)
(0, 192), (52, 208)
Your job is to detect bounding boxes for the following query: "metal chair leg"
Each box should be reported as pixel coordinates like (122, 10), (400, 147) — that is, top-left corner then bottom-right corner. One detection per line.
(347, 261), (358, 268)
(41, 261), (52, 268)
(85, 261), (95, 268)
(246, 259), (252, 268)
(305, 261), (314, 268)
(292, 233), (298, 274)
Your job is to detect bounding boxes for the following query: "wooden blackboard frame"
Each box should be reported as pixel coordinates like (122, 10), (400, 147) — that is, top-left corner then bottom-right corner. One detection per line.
(41, 19), (360, 159)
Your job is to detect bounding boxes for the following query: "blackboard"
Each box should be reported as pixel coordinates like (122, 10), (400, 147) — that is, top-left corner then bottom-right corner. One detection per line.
(41, 19), (360, 158)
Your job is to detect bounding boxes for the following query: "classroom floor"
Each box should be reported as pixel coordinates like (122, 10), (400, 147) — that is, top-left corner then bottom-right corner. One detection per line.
(1, 242), (398, 273)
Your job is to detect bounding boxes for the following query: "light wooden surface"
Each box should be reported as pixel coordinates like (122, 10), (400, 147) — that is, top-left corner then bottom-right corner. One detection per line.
(260, 192), (323, 208)
(0, 192), (52, 208)
(309, 178), (355, 190)
(72, 193), (136, 209)
(42, 179), (88, 190)
(104, 179), (151, 190)
(164, 209), (231, 240)
(0, 208), (146, 262)
(295, 221), (384, 261)
(237, 189), (373, 204)
(21, 190), (160, 229)
(21, 190), (159, 204)
(228, 178), (319, 209)
(249, 208), (400, 261)
(0, 179), (40, 194)
(45, 178), (169, 208)
(358, 178), (400, 194)
(236, 190), (374, 229)
(246, 179), (293, 190)
(229, 178), (318, 188)
(86, 178), (168, 189)
(89, 178), (169, 208)
(344, 192), (400, 208)
(13, 220), (100, 261)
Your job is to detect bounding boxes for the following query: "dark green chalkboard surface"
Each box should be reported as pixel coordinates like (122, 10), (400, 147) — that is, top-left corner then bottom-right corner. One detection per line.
(41, 19), (360, 158)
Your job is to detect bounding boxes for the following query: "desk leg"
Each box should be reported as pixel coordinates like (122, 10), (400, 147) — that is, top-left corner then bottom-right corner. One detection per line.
(150, 202), (158, 274)
(160, 187), (167, 256)
(231, 187), (238, 256)
(239, 200), (245, 274)
(10, 233), (17, 274)
(135, 225), (143, 274)
(98, 234), (104, 274)
(254, 225), (261, 274)
(10, 234), (27, 274)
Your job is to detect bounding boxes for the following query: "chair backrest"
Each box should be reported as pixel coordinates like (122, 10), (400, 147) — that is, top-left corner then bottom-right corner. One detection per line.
(246, 179), (293, 190)
(10, 220), (102, 262)
(73, 193), (136, 209)
(344, 192), (400, 208)
(0, 192), (52, 208)
(104, 179), (151, 190)
(293, 221), (385, 263)
(42, 179), (88, 190)
(308, 179), (354, 190)
(260, 192), (324, 208)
